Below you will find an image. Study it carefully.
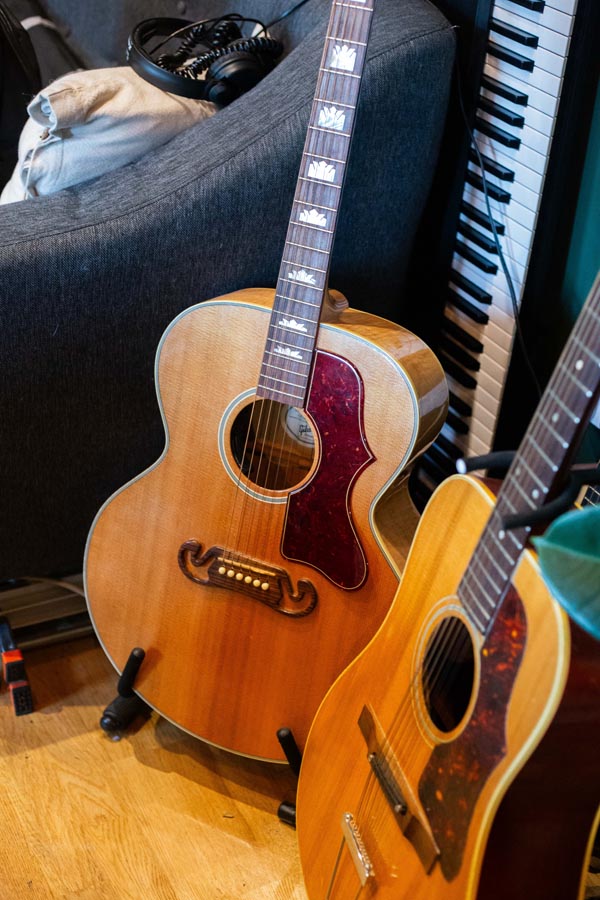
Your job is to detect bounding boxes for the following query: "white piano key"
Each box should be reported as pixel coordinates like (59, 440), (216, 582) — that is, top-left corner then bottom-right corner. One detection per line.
(476, 108), (553, 158)
(483, 60), (562, 119)
(473, 127), (547, 177)
(478, 86), (555, 138)
(461, 191), (534, 252)
(444, 304), (514, 355)
(463, 180), (538, 233)
(457, 224), (530, 280)
(492, 6), (570, 56)
(496, 0), (577, 30)
(447, 377), (499, 435)
(459, 207), (530, 268)
(490, 31), (569, 79)
(469, 160), (541, 214)
(475, 141), (545, 195)
(453, 254), (525, 310)
(484, 49), (561, 98)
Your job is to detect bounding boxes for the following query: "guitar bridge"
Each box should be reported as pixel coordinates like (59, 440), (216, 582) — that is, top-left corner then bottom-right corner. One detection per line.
(340, 812), (375, 886)
(178, 541), (318, 617)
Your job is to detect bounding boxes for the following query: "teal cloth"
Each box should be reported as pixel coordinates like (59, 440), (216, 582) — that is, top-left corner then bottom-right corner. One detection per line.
(533, 506), (600, 639)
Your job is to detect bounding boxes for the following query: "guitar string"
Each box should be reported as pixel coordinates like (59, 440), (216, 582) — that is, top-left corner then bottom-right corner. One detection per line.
(336, 302), (600, 884)
(322, 303), (600, 886)
(221, 0), (362, 585)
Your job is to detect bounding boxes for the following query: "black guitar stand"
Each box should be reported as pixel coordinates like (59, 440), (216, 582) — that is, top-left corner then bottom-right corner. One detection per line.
(100, 646), (150, 736)
(0, 617), (33, 716)
(276, 726), (302, 828)
(457, 451), (600, 531)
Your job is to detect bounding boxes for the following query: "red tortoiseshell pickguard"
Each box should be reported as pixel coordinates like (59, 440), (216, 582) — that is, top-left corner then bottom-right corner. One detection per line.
(281, 350), (374, 589)
(418, 587), (527, 880)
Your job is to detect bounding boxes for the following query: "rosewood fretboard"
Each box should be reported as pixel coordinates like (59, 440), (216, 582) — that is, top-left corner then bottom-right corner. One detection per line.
(459, 274), (600, 634)
(257, 0), (375, 407)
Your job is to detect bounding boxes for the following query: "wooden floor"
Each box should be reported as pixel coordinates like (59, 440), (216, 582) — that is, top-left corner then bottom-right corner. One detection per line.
(0, 636), (307, 900)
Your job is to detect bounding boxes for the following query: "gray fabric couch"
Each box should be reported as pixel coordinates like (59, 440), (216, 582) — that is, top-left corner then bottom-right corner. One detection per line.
(0, 0), (454, 578)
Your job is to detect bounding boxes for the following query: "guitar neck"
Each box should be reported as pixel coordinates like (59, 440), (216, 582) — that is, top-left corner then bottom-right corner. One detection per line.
(459, 274), (600, 634)
(257, 0), (375, 407)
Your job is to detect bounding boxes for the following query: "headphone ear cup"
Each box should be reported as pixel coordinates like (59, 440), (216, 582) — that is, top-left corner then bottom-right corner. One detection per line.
(204, 50), (274, 105)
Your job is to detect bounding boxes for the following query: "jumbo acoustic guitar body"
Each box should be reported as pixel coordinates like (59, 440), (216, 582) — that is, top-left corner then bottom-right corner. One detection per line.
(296, 276), (600, 897)
(84, 0), (448, 761)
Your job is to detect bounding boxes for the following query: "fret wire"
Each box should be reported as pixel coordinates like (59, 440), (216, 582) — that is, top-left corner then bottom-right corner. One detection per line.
(537, 415), (570, 449)
(263, 353), (312, 369)
(545, 386), (582, 424)
(271, 322), (318, 337)
(320, 67), (362, 80)
(303, 149), (348, 164)
(314, 96), (355, 109)
(260, 373), (308, 390)
(293, 199), (339, 213)
(468, 556), (502, 605)
(460, 581), (491, 626)
(523, 433), (560, 474)
(307, 126), (351, 140)
(258, 384), (306, 401)
(325, 35), (367, 46)
(298, 177), (342, 190)
(281, 259), (328, 274)
(267, 336), (313, 351)
(271, 309), (315, 324)
(279, 276), (323, 290)
(285, 238), (331, 252)
(276, 293), (322, 309)
(291, 222), (335, 236)
(572, 333), (600, 364)
(513, 456), (548, 492)
(262, 359), (310, 374)
(479, 541), (510, 579)
(509, 477), (537, 507)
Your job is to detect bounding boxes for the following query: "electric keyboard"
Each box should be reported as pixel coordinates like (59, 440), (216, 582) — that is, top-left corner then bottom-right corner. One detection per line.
(413, 0), (597, 498)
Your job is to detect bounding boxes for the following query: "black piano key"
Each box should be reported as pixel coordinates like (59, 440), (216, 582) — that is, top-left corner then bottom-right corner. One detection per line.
(420, 453), (451, 485)
(427, 443), (458, 477)
(474, 117), (521, 150)
(450, 271), (492, 305)
(436, 432), (464, 460)
(439, 335), (481, 371)
(480, 74), (528, 107)
(443, 317), (485, 353)
(490, 18), (538, 49)
(457, 220), (498, 254)
(446, 409), (470, 435)
(448, 391), (473, 419)
(439, 353), (478, 389)
(447, 289), (490, 325)
(455, 240), (499, 275)
(507, 0), (545, 12)
(466, 170), (512, 203)
(487, 40), (535, 73)
(478, 96), (525, 129)
(469, 148), (515, 182)
(461, 201), (505, 236)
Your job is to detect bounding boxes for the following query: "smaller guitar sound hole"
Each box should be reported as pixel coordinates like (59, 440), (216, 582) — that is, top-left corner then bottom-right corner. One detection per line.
(230, 399), (316, 491)
(422, 616), (475, 734)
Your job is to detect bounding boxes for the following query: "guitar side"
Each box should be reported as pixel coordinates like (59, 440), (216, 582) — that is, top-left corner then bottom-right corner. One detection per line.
(296, 473), (599, 899)
(84, 287), (447, 761)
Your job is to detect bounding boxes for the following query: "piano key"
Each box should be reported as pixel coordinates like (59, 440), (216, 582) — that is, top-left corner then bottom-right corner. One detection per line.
(490, 17), (538, 48)
(436, 431), (464, 459)
(479, 86), (555, 137)
(469, 129), (546, 178)
(492, 33), (568, 80)
(480, 73), (528, 106)
(478, 96), (525, 128)
(455, 239), (499, 275)
(484, 51), (561, 99)
(447, 290), (490, 325)
(463, 179), (537, 233)
(427, 442), (461, 476)
(439, 335), (481, 371)
(457, 219), (499, 253)
(487, 39), (534, 72)
(452, 254), (525, 305)
(457, 218), (530, 274)
(449, 269), (493, 304)
(479, 142), (545, 193)
(445, 407), (471, 433)
(460, 201), (506, 235)
(461, 191), (534, 250)
(468, 149), (514, 183)
(504, 0), (546, 13)
(476, 109), (552, 157)
(443, 318), (485, 353)
(467, 160), (539, 213)
(484, 61), (560, 119)
(444, 299), (515, 354)
(454, 237), (527, 289)
(492, 6), (570, 56)
(497, 0), (575, 36)
(466, 169), (511, 202)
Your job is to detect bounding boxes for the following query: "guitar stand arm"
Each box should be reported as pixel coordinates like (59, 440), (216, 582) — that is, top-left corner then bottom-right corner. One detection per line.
(458, 453), (600, 531)
(100, 646), (150, 736)
(0, 617), (34, 716)
(276, 726), (303, 828)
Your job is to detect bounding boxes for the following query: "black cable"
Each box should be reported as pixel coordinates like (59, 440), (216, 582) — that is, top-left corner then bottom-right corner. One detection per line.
(264, 0), (313, 32)
(452, 38), (543, 401)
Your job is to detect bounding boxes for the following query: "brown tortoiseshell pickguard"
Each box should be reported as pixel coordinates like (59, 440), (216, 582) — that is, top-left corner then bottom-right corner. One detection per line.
(281, 350), (374, 589)
(418, 587), (527, 880)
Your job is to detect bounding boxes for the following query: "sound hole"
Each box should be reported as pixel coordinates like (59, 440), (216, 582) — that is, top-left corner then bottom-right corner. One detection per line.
(230, 399), (315, 491)
(422, 616), (475, 733)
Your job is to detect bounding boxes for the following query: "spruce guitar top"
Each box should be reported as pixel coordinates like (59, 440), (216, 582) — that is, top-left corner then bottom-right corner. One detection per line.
(296, 274), (600, 897)
(83, 0), (448, 761)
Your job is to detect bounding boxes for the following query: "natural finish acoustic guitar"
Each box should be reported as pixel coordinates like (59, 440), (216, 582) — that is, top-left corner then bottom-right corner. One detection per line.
(84, 0), (448, 761)
(296, 274), (600, 898)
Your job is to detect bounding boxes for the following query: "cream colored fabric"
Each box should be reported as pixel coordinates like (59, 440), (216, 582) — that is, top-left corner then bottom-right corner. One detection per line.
(1, 67), (216, 203)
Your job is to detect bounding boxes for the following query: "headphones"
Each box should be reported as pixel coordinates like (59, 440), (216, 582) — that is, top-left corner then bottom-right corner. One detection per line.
(127, 15), (283, 106)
